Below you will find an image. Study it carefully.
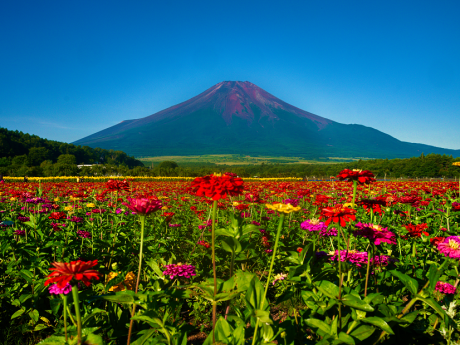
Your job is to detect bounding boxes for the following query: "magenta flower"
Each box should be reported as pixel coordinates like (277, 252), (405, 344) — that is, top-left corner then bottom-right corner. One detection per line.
(162, 264), (196, 279)
(300, 219), (327, 232)
(77, 230), (92, 238)
(435, 281), (456, 294)
(354, 222), (396, 245)
(330, 250), (368, 267)
(125, 198), (162, 216)
(320, 227), (337, 237)
(437, 236), (460, 259)
(48, 282), (72, 295)
(14, 229), (26, 236)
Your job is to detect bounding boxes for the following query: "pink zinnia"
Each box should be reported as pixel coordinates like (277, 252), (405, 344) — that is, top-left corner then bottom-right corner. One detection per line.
(435, 281), (456, 294)
(437, 236), (460, 259)
(48, 282), (72, 295)
(162, 264), (196, 279)
(125, 198), (162, 216)
(300, 219), (327, 232)
(354, 222), (396, 245)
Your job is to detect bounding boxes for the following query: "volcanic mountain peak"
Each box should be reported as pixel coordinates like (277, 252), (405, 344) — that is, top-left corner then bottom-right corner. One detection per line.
(122, 81), (331, 130)
(73, 81), (460, 159)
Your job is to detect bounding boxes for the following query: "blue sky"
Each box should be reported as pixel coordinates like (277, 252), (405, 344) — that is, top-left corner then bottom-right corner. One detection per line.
(1, 0), (459, 150)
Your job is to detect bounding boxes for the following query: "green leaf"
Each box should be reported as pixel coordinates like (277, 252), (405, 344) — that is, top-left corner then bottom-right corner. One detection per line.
(131, 329), (156, 345)
(350, 325), (375, 341)
(232, 325), (245, 345)
(399, 310), (419, 325)
(38, 336), (67, 345)
(338, 332), (356, 345)
(316, 280), (339, 299)
(361, 317), (394, 335)
(389, 270), (419, 296)
(221, 237), (242, 254)
(33, 324), (49, 331)
(82, 308), (107, 326)
(215, 316), (232, 340)
(83, 333), (105, 345)
(11, 308), (25, 319)
(304, 318), (331, 334)
(416, 296), (449, 319)
(341, 295), (374, 312)
(19, 269), (34, 284)
(254, 309), (272, 324)
(101, 291), (135, 304)
(245, 276), (268, 310)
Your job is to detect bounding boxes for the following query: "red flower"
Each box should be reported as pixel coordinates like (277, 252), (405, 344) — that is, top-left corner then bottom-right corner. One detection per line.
(320, 205), (356, 227)
(48, 212), (67, 220)
(190, 174), (244, 201)
(402, 223), (429, 238)
(430, 236), (445, 246)
(337, 169), (376, 185)
(125, 198), (162, 215)
(106, 179), (130, 192)
(297, 247), (303, 253)
(44, 260), (101, 289)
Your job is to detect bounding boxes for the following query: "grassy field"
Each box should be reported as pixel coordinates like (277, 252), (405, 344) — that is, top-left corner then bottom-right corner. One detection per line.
(138, 154), (369, 166)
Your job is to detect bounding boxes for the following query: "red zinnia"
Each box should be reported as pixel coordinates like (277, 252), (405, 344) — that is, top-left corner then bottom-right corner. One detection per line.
(125, 198), (162, 215)
(44, 260), (101, 289)
(190, 173), (244, 200)
(320, 205), (356, 227)
(48, 212), (67, 220)
(337, 169), (376, 185)
(106, 179), (130, 192)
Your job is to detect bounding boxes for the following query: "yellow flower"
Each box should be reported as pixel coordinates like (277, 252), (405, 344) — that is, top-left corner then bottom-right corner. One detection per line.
(10, 197), (16, 201)
(265, 203), (302, 214)
(54, 197), (60, 202)
(64, 206), (73, 211)
(232, 201), (240, 206)
(86, 203), (96, 208)
(107, 271), (136, 292)
(343, 203), (353, 208)
(453, 162), (460, 167)
(161, 206), (169, 210)
(69, 196), (80, 202)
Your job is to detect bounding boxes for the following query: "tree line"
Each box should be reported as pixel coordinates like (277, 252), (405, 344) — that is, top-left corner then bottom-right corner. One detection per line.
(0, 127), (143, 177)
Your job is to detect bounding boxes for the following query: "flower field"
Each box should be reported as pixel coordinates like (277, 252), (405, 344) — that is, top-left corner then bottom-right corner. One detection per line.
(1, 172), (460, 345)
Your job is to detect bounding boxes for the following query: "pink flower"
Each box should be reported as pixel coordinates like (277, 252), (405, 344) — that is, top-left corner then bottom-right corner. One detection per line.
(162, 264), (196, 279)
(435, 281), (456, 294)
(125, 198), (162, 216)
(354, 222), (396, 245)
(437, 236), (460, 259)
(48, 282), (72, 295)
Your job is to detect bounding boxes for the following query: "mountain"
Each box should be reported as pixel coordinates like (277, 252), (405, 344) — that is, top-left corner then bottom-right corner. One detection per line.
(73, 81), (460, 159)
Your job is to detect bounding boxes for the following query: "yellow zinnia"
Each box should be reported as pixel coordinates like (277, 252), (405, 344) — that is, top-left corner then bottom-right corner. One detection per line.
(265, 203), (302, 214)
(453, 162), (460, 167)
(107, 271), (136, 292)
(86, 203), (96, 208)
(64, 206), (73, 211)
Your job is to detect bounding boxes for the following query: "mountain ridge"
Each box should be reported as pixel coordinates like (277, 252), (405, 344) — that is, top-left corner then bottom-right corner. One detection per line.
(74, 81), (460, 159)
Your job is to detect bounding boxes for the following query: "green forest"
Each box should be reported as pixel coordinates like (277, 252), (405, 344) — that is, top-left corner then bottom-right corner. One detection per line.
(0, 127), (143, 177)
(2, 127), (460, 178)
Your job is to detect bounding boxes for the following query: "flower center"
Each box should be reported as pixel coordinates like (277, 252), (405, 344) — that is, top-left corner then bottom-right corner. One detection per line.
(448, 239), (460, 250)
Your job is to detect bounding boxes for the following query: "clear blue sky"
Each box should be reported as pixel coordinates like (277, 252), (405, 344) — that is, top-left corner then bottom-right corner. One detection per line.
(1, 0), (459, 150)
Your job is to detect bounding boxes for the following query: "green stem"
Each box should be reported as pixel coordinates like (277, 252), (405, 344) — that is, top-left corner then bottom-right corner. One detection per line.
(252, 213), (285, 345)
(352, 180), (358, 208)
(364, 248), (371, 297)
(63, 295), (68, 342)
(71, 285), (82, 344)
(127, 215), (146, 345)
(211, 200), (218, 343)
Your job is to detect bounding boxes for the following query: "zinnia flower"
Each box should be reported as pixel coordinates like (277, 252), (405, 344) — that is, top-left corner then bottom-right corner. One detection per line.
(190, 173), (244, 200)
(48, 282), (72, 295)
(107, 271), (135, 292)
(162, 264), (196, 279)
(48, 212), (67, 220)
(435, 281), (456, 294)
(265, 203), (302, 214)
(125, 198), (162, 216)
(320, 205), (356, 226)
(337, 169), (376, 184)
(44, 260), (101, 289)
(106, 179), (130, 192)
(354, 222), (396, 245)
(300, 218), (327, 232)
(272, 273), (287, 285)
(437, 236), (460, 259)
